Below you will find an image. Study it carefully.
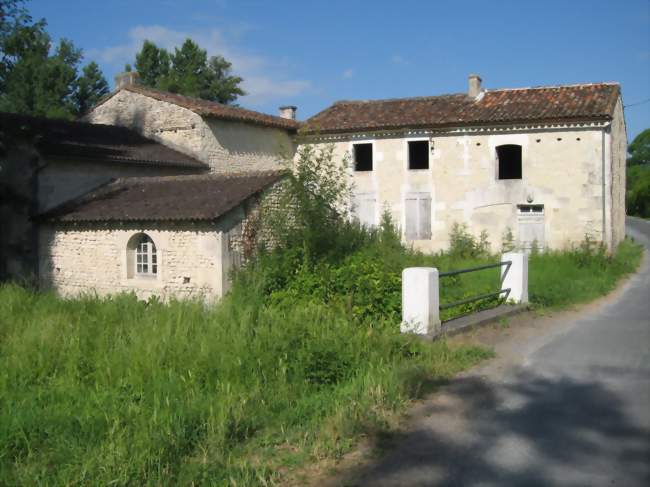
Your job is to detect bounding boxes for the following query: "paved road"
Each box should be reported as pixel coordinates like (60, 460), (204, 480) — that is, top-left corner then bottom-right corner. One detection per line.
(351, 217), (650, 487)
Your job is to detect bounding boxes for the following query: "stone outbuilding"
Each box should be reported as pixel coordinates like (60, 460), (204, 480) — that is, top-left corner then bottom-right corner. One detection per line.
(36, 171), (284, 301)
(85, 79), (300, 174)
(0, 112), (208, 281)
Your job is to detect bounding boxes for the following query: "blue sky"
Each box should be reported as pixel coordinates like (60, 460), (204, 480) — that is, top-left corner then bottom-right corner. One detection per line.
(31, 0), (650, 139)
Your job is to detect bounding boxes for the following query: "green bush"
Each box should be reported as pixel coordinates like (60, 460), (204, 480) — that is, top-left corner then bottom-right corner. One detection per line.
(449, 222), (491, 258)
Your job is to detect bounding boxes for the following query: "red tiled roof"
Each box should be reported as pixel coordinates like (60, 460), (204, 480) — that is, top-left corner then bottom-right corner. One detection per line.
(302, 83), (621, 134)
(95, 85), (300, 131)
(38, 171), (286, 223)
(0, 111), (208, 169)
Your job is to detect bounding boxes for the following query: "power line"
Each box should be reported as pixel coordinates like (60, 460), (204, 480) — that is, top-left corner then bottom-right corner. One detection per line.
(624, 98), (650, 108)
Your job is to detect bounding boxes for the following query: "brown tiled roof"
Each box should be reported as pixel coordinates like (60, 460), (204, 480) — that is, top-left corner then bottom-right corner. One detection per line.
(303, 83), (621, 134)
(39, 171), (286, 223)
(95, 85), (300, 131)
(0, 111), (208, 169)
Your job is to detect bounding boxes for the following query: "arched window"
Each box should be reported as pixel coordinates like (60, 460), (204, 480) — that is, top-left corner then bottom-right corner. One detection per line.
(130, 234), (157, 277)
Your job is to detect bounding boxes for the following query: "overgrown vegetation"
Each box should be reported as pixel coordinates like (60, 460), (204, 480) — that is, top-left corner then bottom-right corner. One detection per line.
(626, 128), (650, 218)
(627, 164), (650, 219)
(0, 144), (643, 484)
(0, 284), (492, 485)
(529, 236), (642, 307)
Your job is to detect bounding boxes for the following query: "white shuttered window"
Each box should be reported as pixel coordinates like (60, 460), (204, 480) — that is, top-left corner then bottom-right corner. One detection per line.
(404, 193), (431, 240)
(353, 193), (377, 227)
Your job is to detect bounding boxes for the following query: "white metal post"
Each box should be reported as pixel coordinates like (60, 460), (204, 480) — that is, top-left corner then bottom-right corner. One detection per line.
(401, 267), (441, 336)
(501, 252), (528, 304)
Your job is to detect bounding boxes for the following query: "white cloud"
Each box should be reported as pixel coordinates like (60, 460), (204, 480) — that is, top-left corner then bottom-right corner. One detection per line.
(88, 25), (311, 105)
(242, 77), (312, 104)
(341, 68), (354, 79)
(391, 55), (409, 66)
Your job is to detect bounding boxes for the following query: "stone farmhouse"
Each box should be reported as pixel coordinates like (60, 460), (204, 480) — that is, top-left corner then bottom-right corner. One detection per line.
(0, 73), (627, 301)
(301, 75), (626, 254)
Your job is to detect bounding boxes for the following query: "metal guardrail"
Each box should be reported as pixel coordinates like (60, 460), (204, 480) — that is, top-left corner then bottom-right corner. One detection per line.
(439, 260), (512, 311)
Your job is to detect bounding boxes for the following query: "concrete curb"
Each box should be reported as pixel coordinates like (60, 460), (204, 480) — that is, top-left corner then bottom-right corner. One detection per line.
(440, 304), (529, 338)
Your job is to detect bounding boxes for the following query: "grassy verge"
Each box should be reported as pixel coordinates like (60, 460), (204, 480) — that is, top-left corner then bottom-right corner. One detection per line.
(0, 283), (490, 485)
(528, 238), (642, 308)
(0, 238), (641, 485)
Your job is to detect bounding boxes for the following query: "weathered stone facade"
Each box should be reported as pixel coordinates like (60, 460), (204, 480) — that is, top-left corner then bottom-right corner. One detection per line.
(610, 99), (627, 248)
(32, 78), (628, 302)
(39, 218), (244, 301)
(302, 115), (626, 252)
(86, 90), (295, 174)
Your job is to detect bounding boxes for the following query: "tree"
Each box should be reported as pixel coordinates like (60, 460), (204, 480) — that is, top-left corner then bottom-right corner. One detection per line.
(206, 55), (245, 105)
(134, 40), (169, 86)
(0, 0), (108, 118)
(74, 61), (109, 114)
(627, 129), (650, 166)
(132, 38), (245, 105)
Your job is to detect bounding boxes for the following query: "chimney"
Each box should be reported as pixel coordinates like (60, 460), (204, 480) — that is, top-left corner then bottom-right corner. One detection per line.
(278, 105), (297, 120)
(468, 74), (482, 98)
(114, 71), (140, 90)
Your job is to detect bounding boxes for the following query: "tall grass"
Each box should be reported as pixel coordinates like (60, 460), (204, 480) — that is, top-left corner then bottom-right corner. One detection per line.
(529, 238), (642, 307)
(0, 283), (489, 485)
(0, 236), (641, 484)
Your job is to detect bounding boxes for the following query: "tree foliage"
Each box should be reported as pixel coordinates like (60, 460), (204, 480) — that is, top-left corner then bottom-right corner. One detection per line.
(133, 38), (245, 104)
(74, 61), (109, 115)
(627, 128), (650, 167)
(259, 144), (356, 264)
(626, 164), (650, 218)
(0, 0), (108, 118)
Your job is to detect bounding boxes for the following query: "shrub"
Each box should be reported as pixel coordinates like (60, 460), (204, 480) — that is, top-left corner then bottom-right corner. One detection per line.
(449, 222), (491, 258)
(501, 226), (516, 253)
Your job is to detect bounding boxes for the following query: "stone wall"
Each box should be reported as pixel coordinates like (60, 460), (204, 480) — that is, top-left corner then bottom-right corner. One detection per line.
(301, 120), (621, 253)
(86, 90), (295, 174)
(38, 159), (201, 212)
(39, 221), (233, 301)
(610, 98), (627, 249)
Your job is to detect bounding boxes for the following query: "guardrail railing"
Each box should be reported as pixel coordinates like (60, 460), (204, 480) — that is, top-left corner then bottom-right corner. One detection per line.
(439, 261), (511, 312)
(401, 252), (528, 337)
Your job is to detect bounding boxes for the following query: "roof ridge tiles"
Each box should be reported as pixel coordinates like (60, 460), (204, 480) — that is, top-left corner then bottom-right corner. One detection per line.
(303, 81), (620, 134)
(115, 85), (301, 131)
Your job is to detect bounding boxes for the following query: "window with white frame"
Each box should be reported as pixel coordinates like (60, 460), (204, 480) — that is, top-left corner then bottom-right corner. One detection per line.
(404, 192), (431, 240)
(134, 234), (157, 276)
(353, 192), (377, 227)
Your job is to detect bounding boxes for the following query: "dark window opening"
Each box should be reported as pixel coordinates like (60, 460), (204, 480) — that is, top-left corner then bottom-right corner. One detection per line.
(408, 140), (429, 170)
(353, 143), (373, 171)
(518, 204), (544, 214)
(497, 144), (522, 179)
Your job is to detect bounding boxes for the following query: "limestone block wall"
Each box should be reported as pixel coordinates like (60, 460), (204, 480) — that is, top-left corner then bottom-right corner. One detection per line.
(38, 159), (201, 212)
(302, 123), (614, 253)
(86, 90), (295, 174)
(39, 222), (228, 301)
(610, 99), (627, 248)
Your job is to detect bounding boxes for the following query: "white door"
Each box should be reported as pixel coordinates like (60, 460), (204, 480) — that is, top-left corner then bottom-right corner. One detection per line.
(517, 204), (545, 252)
